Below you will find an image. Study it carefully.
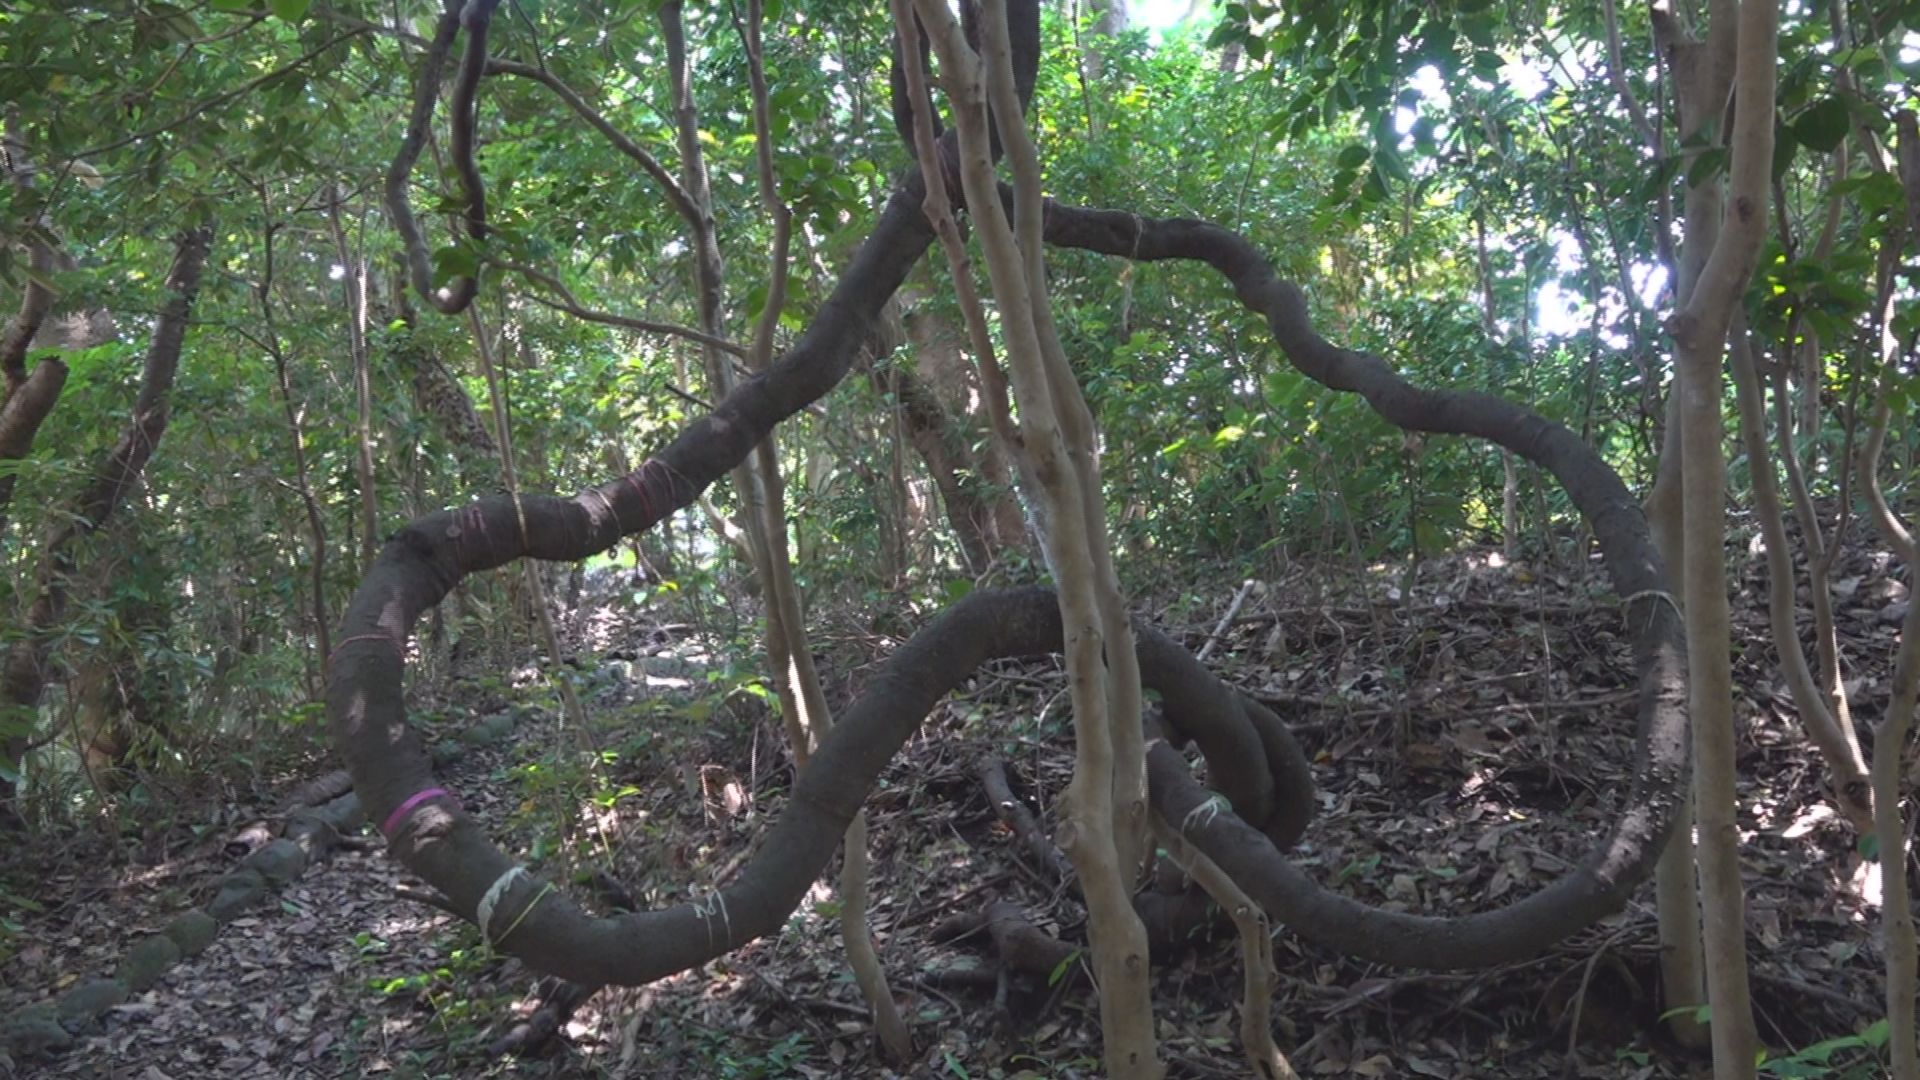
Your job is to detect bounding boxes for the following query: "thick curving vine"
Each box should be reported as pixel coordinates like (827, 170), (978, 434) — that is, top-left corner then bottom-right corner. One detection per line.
(329, 181), (1685, 985)
(331, 0), (1684, 980)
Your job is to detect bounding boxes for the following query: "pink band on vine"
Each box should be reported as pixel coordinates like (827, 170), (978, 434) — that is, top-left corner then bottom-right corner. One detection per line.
(382, 787), (453, 838)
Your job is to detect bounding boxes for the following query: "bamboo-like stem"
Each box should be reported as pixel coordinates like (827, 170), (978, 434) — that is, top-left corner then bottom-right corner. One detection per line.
(1669, 2), (1777, 1075)
(467, 307), (590, 745)
(1151, 811), (1300, 1080)
(327, 188), (379, 570)
(909, 0), (1160, 1073)
(658, 2), (908, 1058)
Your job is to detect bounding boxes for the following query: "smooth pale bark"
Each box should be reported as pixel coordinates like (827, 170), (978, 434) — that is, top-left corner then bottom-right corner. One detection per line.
(328, 192), (379, 570)
(1871, 592), (1920, 1080)
(1667, 2), (1776, 1075)
(1642, 0), (1738, 1048)
(1151, 811), (1298, 1080)
(1646, 396), (1708, 1050)
(1674, 322), (1756, 1080)
(1727, 323), (1872, 824)
(659, 3), (909, 1058)
(1858, 180), (1919, 1078)
(909, 0), (1159, 1073)
(983, 0), (1149, 885)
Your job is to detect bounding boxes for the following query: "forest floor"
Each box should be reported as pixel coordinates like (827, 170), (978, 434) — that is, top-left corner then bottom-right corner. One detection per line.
(1, 517), (1908, 1080)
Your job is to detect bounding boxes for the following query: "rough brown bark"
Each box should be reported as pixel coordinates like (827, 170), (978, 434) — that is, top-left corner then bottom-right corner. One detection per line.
(872, 360), (998, 571)
(385, 0), (492, 315)
(0, 128), (68, 533)
(0, 359), (64, 530)
(389, 325), (501, 491)
(1, 229), (211, 822)
(329, 107), (1682, 993)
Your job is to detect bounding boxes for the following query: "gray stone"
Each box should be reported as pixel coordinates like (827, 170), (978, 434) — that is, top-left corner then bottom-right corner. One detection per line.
(1, 1003), (72, 1056)
(57, 978), (128, 1023)
(206, 867), (268, 922)
(462, 712), (516, 746)
(118, 934), (182, 991)
(162, 909), (218, 956)
(244, 838), (307, 885)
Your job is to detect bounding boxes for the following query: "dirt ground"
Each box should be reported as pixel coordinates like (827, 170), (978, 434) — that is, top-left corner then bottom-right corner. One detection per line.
(1, 531), (1902, 1079)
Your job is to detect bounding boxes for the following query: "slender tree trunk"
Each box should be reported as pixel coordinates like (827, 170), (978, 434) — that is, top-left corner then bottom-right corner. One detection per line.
(254, 207), (332, 687)
(874, 361), (997, 572)
(1646, 399), (1707, 1048)
(1674, 323), (1758, 1080)
(1666, 3), (1776, 1074)
(0, 228), (210, 825)
(1727, 320), (1871, 823)
(1857, 151), (1919, 1076)
(1471, 214), (1525, 562)
(907, 1), (1160, 1072)
(660, 2), (911, 1058)
(330, 189), (379, 568)
(469, 309), (589, 742)
(1642, 3), (1737, 1047)
(0, 122), (70, 535)
(903, 306), (1027, 551)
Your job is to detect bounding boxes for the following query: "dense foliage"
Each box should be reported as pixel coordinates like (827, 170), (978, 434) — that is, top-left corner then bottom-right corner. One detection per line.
(0, 4), (1917, 1073)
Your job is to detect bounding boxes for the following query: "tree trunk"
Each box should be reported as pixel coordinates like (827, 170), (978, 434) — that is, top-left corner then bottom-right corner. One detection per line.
(0, 228), (210, 826)
(329, 191), (380, 569)
(660, 2), (911, 1059)
(908, 1), (1160, 1072)
(874, 361), (998, 572)
(1664, 2), (1777, 1073)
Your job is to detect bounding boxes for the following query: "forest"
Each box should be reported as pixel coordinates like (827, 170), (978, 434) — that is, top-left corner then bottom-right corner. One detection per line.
(1, 0), (1918, 1077)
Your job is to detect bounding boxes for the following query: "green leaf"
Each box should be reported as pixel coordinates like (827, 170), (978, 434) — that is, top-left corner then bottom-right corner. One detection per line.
(1791, 96), (1850, 153)
(1660, 1003), (1713, 1025)
(1360, 166), (1388, 202)
(270, 0), (310, 20)
(1047, 948), (1083, 987)
(1336, 143), (1370, 169)
(430, 244), (478, 282)
(1771, 118), (1798, 180)
(1685, 147), (1728, 188)
(1374, 141), (1411, 183)
(1636, 153), (1686, 202)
